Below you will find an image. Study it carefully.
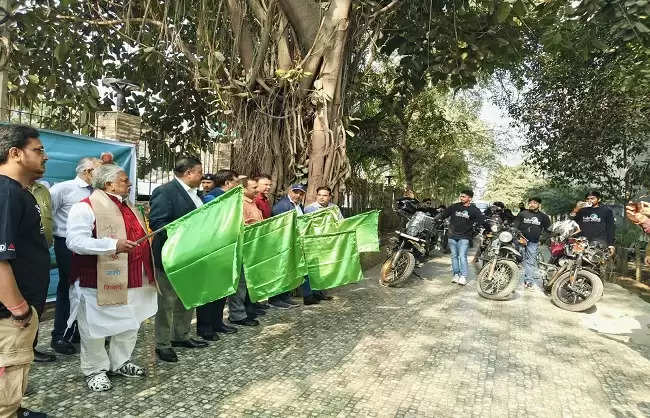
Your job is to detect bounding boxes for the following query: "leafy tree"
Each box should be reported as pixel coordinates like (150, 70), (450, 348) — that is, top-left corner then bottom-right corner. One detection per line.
(500, 1), (650, 202)
(483, 165), (545, 209)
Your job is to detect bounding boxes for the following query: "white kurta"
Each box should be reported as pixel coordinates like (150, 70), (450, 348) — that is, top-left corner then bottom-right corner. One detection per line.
(66, 196), (157, 339)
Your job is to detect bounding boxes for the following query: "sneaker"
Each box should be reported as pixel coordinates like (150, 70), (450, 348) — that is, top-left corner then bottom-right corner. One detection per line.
(285, 298), (300, 307)
(451, 275), (459, 283)
(112, 361), (146, 378)
(457, 276), (467, 286)
(86, 371), (112, 392)
(16, 407), (47, 417)
(269, 300), (294, 309)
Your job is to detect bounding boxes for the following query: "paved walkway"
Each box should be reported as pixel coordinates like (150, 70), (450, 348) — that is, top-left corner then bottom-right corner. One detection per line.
(24, 254), (650, 418)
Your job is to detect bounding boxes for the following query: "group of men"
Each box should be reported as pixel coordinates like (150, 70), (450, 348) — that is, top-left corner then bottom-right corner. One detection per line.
(431, 188), (617, 289)
(0, 125), (343, 417)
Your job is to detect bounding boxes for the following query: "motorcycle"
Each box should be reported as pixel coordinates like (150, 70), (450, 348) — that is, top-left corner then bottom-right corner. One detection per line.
(476, 224), (524, 300)
(474, 213), (507, 267)
(538, 220), (605, 312)
(380, 200), (436, 287)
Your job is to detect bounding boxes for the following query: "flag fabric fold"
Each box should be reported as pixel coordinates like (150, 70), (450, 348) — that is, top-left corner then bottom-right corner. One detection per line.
(161, 186), (243, 309)
(302, 230), (364, 291)
(296, 205), (341, 236)
(242, 210), (307, 302)
(337, 210), (381, 252)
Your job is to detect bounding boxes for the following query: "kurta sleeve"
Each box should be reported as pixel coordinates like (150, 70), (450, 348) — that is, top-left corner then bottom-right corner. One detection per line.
(66, 202), (118, 255)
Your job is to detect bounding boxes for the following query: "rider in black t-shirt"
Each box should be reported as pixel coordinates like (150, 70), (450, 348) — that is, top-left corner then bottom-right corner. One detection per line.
(570, 190), (616, 255)
(0, 125), (49, 417)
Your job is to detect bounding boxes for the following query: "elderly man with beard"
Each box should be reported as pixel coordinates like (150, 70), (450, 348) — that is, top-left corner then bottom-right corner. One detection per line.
(65, 164), (157, 392)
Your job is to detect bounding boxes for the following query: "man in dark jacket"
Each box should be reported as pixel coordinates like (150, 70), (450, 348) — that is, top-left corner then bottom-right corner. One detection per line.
(570, 190), (616, 254)
(513, 197), (551, 290)
(150, 157), (209, 363)
(268, 184), (306, 308)
(433, 189), (485, 285)
(195, 169), (240, 340)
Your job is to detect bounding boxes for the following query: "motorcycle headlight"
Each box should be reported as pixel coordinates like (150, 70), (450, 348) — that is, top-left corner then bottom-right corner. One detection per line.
(490, 224), (499, 232)
(498, 231), (513, 243)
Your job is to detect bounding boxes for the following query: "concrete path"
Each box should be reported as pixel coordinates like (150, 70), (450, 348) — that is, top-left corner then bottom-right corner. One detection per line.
(23, 253), (650, 417)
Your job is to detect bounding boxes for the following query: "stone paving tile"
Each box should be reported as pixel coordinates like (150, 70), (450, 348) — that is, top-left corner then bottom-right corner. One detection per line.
(22, 253), (650, 418)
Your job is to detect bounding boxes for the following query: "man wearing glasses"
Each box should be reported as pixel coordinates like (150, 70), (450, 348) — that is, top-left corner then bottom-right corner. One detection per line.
(49, 157), (102, 356)
(0, 125), (50, 417)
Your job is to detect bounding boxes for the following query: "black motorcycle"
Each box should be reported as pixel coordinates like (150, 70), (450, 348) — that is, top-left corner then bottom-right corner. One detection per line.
(380, 200), (436, 287)
(476, 225), (524, 300)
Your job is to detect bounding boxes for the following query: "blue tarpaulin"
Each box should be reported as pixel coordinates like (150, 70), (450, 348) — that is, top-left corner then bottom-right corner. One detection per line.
(11, 127), (138, 300)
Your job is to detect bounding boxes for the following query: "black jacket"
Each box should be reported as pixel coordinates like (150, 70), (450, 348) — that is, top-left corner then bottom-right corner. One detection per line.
(514, 209), (551, 243)
(437, 202), (486, 240)
(572, 205), (615, 246)
(149, 179), (199, 269)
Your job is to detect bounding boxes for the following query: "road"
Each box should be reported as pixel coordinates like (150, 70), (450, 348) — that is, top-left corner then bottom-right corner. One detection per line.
(24, 253), (650, 417)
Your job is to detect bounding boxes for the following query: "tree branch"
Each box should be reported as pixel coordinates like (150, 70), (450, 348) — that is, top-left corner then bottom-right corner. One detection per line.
(247, 0), (276, 90)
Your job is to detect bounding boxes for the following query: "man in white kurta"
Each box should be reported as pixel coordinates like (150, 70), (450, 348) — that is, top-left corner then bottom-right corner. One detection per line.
(66, 164), (157, 392)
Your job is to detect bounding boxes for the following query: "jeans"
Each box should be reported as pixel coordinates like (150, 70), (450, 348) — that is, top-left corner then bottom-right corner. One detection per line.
(517, 241), (540, 285)
(448, 238), (470, 278)
(52, 236), (77, 342)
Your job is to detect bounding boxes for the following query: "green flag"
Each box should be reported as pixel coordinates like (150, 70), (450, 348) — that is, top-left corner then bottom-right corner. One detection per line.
(302, 230), (364, 291)
(337, 210), (380, 252)
(242, 210), (307, 302)
(297, 205), (341, 236)
(161, 186), (243, 309)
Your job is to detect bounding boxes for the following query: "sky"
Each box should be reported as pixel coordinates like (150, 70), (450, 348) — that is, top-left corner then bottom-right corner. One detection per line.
(473, 87), (526, 199)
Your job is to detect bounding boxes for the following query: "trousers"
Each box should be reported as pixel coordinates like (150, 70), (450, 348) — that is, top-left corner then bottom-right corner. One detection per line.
(77, 300), (138, 376)
(154, 267), (194, 349)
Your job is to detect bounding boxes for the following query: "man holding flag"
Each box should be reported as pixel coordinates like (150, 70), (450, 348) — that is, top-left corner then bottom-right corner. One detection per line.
(195, 169), (240, 340)
(227, 177), (262, 326)
(150, 157), (209, 363)
(66, 164), (157, 392)
(302, 186), (340, 304)
(268, 185), (306, 308)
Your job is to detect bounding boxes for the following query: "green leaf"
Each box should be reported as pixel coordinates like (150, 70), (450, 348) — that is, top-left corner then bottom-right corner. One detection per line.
(27, 74), (39, 84)
(54, 43), (70, 65)
(86, 96), (98, 109)
(634, 22), (650, 33)
(512, 0), (527, 16)
(495, 3), (513, 23)
(89, 85), (100, 99)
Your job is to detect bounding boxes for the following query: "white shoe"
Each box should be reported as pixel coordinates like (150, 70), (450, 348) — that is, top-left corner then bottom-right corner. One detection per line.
(451, 275), (459, 283)
(112, 361), (146, 378)
(457, 276), (467, 286)
(86, 371), (112, 392)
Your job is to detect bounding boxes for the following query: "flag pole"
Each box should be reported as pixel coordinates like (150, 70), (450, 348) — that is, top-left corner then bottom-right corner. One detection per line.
(135, 225), (168, 245)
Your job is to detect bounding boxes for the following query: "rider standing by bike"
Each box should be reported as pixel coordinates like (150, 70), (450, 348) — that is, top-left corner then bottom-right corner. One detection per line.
(513, 197), (550, 290)
(570, 190), (616, 256)
(433, 189), (485, 286)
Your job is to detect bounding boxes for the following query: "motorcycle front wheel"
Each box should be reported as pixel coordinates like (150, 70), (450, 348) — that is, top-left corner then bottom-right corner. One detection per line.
(550, 270), (603, 312)
(380, 250), (416, 287)
(476, 259), (519, 300)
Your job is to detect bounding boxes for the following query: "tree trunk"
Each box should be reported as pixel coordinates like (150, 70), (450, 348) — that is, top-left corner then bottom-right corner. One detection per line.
(400, 146), (414, 192)
(305, 0), (352, 204)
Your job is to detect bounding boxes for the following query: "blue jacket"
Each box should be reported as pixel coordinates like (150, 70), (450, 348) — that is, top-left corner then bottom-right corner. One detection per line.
(203, 187), (225, 203)
(272, 196), (301, 216)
